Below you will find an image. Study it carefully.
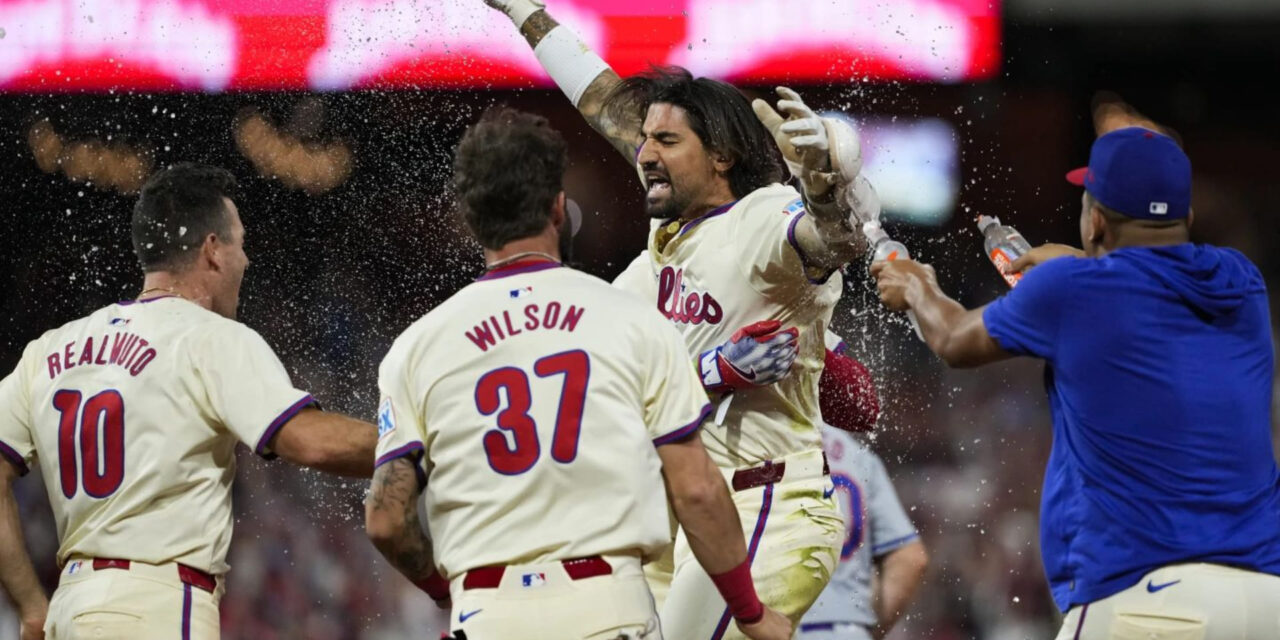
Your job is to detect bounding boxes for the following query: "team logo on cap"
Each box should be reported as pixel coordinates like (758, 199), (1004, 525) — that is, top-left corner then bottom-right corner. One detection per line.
(377, 398), (397, 439)
(1149, 202), (1168, 215)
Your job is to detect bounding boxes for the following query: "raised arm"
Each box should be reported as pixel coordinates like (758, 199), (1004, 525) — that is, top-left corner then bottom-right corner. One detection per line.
(0, 462), (47, 640)
(485, 1), (641, 161)
(753, 88), (875, 271)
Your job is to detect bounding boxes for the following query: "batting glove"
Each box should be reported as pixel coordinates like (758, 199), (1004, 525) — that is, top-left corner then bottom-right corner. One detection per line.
(700, 321), (800, 395)
(482, 0), (546, 28)
(752, 87), (863, 203)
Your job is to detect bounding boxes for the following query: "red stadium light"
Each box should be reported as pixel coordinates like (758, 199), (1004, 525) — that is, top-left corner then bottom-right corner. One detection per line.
(0, 0), (1000, 92)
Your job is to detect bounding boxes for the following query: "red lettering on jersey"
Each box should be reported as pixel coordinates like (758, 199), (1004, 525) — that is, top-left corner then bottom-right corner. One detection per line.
(560, 305), (584, 332)
(490, 315), (506, 340)
(524, 304), (541, 330)
(657, 266), (723, 325)
(109, 334), (135, 365)
(126, 339), (150, 370)
(47, 353), (62, 379)
(503, 311), (522, 337)
(466, 321), (498, 352)
(77, 337), (96, 366)
(542, 302), (561, 328)
(94, 335), (109, 365)
(64, 342), (77, 370)
(129, 349), (157, 376)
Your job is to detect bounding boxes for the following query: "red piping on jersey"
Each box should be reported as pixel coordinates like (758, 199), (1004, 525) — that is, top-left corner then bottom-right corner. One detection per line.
(475, 258), (562, 281)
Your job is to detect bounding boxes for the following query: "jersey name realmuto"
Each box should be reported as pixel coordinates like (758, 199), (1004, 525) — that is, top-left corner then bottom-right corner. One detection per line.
(613, 184), (843, 469)
(375, 262), (710, 578)
(0, 296), (314, 574)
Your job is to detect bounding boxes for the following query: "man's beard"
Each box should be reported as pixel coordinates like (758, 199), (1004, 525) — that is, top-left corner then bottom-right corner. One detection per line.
(646, 187), (685, 220)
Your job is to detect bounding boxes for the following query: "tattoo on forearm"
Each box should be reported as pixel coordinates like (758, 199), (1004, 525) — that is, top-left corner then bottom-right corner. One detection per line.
(519, 10), (558, 48)
(369, 459), (434, 580)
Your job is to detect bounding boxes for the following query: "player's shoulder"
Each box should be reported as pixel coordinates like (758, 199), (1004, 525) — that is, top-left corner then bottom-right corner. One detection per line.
(734, 183), (804, 216)
(821, 424), (881, 467)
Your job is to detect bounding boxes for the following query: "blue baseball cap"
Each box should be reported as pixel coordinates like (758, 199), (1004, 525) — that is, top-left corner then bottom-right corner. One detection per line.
(1066, 127), (1191, 220)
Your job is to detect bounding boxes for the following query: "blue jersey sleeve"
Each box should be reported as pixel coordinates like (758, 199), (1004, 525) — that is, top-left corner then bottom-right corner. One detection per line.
(981, 257), (1079, 361)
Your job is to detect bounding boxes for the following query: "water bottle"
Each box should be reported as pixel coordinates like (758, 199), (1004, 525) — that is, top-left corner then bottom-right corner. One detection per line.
(977, 215), (1033, 288)
(863, 221), (924, 341)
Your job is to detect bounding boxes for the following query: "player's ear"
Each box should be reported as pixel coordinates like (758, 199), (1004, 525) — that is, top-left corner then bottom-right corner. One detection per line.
(200, 233), (222, 272)
(711, 152), (734, 175)
(1088, 206), (1106, 246)
(549, 191), (567, 229)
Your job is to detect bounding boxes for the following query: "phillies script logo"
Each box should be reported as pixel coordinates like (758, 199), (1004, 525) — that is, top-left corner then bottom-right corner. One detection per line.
(657, 266), (723, 325)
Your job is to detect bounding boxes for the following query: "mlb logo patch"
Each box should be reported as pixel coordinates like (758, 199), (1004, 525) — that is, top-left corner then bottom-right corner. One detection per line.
(377, 398), (397, 439)
(1149, 202), (1169, 215)
(67, 561), (82, 575)
(509, 286), (533, 299)
(521, 572), (547, 588)
(109, 318), (130, 326)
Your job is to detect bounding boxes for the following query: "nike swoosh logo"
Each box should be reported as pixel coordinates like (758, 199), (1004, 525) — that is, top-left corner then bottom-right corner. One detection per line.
(459, 609), (482, 622)
(1146, 579), (1180, 593)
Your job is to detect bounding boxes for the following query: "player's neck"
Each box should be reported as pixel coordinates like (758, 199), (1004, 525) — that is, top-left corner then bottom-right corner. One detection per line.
(484, 234), (562, 267)
(137, 272), (215, 311)
(679, 186), (736, 221)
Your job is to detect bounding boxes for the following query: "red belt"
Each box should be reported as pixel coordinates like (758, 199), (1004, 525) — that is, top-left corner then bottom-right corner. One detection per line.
(462, 555), (612, 590)
(91, 558), (217, 593)
(731, 453), (830, 492)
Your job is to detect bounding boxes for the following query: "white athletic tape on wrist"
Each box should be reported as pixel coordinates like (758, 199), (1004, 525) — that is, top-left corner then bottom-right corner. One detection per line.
(503, 0), (544, 29)
(534, 26), (611, 108)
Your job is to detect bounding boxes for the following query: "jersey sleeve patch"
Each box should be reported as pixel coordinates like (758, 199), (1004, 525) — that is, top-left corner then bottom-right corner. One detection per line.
(377, 397), (397, 439)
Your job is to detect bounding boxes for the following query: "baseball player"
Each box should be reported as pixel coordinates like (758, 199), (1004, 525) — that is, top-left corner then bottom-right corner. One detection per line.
(799, 347), (927, 640)
(800, 340), (926, 640)
(365, 108), (791, 640)
(873, 125), (1280, 638)
(483, 2), (883, 636)
(0, 163), (378, 640)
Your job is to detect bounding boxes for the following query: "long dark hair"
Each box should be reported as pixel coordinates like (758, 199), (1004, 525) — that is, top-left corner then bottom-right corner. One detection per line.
(604, 67), (784, 198)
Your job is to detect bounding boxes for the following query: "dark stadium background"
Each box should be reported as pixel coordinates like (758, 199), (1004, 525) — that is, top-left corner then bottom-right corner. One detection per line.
(3, 11), (1279, 640)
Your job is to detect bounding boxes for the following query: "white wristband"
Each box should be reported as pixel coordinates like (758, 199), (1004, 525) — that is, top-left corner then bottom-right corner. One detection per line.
(534, 26), (611, 108)
(503, 0), (544, 29)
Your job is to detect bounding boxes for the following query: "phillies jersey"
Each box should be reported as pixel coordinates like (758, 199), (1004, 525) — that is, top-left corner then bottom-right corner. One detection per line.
(803, 426), (918, 627)
(0, 296), (314, 574)
(375, 260), (711, 579)
(613, 183), (843, 468)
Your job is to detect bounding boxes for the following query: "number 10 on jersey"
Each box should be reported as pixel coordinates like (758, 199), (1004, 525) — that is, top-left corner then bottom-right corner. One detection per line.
(475, 350), (590, 475)
(52, 389), (126, 499)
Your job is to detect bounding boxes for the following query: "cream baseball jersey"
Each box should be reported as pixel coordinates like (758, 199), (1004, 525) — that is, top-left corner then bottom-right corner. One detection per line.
(375, 260), (711, 579)
(613, 184), (843, 468)
(0, 296), (314, 574)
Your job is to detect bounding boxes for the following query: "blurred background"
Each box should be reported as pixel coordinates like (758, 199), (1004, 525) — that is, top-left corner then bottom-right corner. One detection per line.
(2, 0), (1279, 638)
